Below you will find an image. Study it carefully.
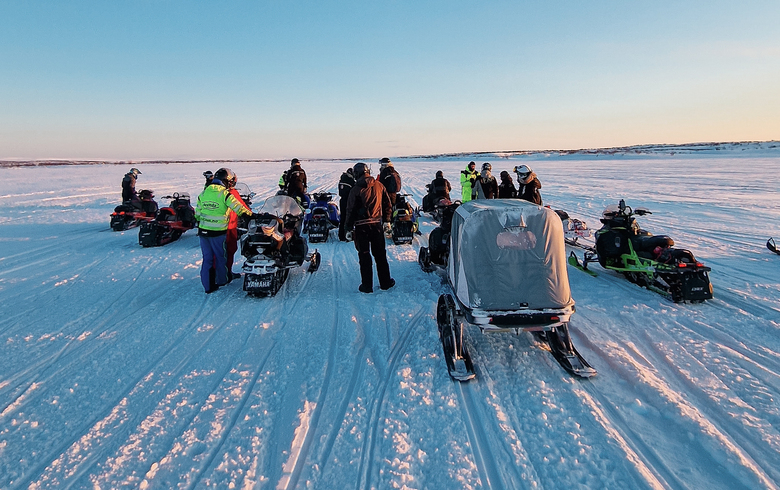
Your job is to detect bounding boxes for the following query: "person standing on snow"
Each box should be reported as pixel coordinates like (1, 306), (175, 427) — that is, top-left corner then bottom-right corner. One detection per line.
(216, 168), (250, 282)
(195, 169), (252, 294)
(460, 161), (477, 202)
(122, 168), (142, 203)
(474, 162), (498, 199)
(497, 171), (517, 198)
(378, 157), (401, 207)
(515, 165), (543, 205)
(286, 158), (310, 208)
(343, 162), (395, 293)
(337, 166), (356, 241)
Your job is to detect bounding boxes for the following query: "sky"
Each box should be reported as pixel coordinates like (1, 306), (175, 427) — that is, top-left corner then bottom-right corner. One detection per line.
(1, 1), (779, 160)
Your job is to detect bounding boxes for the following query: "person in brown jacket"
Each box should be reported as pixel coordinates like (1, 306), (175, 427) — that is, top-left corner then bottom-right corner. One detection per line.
(343, 162), (395, 293)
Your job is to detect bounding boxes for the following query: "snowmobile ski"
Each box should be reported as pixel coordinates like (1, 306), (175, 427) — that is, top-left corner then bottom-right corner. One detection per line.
(768, 237), (780, 255)
(568, 251), (598, 276)
(437, 294), (475, 382)
(540, 326), (597, 378)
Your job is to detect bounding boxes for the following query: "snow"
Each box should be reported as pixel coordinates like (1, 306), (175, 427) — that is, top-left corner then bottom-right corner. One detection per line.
(1, 149), (780, 489)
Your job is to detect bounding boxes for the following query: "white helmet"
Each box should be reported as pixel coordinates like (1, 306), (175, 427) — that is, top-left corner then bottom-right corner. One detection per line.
(514, 165), (532, 178)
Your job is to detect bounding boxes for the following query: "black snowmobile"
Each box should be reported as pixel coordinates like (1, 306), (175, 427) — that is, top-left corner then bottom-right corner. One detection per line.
(568, 200), (713, 303)
(389, 194), (420, 245)
(110, 189), (158, 231)
(304, 192), (340, 243)
(138, 192), (196, 247)
(422, 184), (456, 224)
(240, 195), (321, 297)
(418, 200), (460, 272)
(429, 200), (596, 381)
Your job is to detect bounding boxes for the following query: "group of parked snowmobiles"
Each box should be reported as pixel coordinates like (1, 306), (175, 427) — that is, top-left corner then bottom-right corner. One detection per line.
(111, 190), (197, 247)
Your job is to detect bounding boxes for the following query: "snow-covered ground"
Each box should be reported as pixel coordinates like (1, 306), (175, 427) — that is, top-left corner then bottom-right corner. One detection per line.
(1, 153), (779, 489)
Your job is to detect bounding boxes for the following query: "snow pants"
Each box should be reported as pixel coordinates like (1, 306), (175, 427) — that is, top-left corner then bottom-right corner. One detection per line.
(338, 197), (349, 241)
(199, 233), (228, 292)
(354, 223), (393, 291)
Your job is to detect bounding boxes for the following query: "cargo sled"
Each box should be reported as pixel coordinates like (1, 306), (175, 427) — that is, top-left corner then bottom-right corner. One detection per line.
(434, 200), (596, 381)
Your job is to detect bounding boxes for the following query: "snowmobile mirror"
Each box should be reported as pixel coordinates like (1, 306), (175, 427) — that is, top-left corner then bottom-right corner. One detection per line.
(635, 207), (652, 216)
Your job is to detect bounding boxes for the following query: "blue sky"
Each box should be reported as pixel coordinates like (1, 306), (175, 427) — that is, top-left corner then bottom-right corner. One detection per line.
(1, 1), (778, 160)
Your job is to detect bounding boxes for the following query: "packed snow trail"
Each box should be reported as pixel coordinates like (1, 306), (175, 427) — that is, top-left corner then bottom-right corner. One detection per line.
(1, 154), (779, 489)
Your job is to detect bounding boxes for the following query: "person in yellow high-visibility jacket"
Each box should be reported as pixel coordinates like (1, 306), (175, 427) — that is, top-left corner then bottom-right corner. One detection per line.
(195, 168), (251, 293)
(459, 161), (477, 202)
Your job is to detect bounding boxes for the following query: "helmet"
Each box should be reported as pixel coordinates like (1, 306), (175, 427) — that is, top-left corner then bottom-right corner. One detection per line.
(130, 168), (142, 176)
(346, 167), (354, 176)
(379, 157), (392, 169)
(435, 170), (443, 178)
(514, 165), (533, 179)
(468, 161), (476, 169)
(481, 162), (492, 172)
(203, 170), (213, 179)
(214, 167), (237, 187)
(291, 158), (300, 166)
(500, 170), (510, 180)
(353, 162), (369, 178)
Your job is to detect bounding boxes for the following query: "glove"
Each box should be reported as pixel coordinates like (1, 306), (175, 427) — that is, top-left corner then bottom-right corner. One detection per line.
(384, 223), (392, 234)
(345, 231), (353, 241)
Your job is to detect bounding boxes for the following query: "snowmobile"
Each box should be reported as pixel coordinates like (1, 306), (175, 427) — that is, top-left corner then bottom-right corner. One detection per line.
(389, 194), (421, 245)
(568, 200), (713, 303)
(768, 237), (780, 255)
(304, 192), (340, 243)
(429, 200), (596, 381)
(418, 200), (461, 273)
(110, 190), (157, 231)
(138, 192), (196, 247)
(240, 195), (321, 297)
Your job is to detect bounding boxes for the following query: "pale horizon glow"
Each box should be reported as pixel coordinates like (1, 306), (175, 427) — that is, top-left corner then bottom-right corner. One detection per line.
(1, 1), (779, 160)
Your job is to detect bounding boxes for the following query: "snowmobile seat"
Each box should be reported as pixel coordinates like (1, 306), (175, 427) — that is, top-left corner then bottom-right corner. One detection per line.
(631, 235), (674, 253)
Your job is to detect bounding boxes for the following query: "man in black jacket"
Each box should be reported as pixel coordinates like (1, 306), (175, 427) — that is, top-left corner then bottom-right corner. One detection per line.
(337, 167), (355, 241)
(121, 168), (142, 203)
(286, 158), (310, 208)
(378, 157), (401, 207)
(344, 162), (395, 293)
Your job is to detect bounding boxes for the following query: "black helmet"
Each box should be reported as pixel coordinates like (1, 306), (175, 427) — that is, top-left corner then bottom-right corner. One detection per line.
(482, 162), (492, 172)
(435, 170), (443, 178)
(203, 170), (213, 179)
(291, 158), (300, 166)
(346, 167), (354, 175)
(353, 162), (369, 178)
(214, 167), (237, 187)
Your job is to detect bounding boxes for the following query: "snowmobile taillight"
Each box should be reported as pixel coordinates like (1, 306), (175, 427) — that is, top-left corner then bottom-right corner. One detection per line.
(696, 262), (705, 268)
(550, 316), (560, 321)
(678, 262), (687, 267)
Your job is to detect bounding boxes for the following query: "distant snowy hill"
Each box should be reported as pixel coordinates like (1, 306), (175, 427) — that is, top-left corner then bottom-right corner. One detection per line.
(2, 140), (779, 168)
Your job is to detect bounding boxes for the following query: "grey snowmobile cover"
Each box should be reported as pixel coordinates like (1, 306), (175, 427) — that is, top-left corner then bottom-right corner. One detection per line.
(448, 199), (574, 311)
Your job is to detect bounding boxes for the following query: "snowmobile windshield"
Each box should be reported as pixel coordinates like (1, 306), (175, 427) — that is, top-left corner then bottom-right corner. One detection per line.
(257, 195), (304, 218)
(234, 182), (252, 199)
(448, 200), (573, 311)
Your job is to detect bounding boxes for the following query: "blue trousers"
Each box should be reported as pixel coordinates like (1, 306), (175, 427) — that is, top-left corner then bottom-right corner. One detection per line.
(200, 234), (228, 292)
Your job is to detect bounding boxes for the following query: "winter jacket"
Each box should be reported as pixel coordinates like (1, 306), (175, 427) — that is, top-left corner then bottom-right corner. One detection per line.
(474, 171), (498, 199)
(338, 171), (356, 200)
(287, 164), (307, 196)
(344, 176), (392, 230)
(195, 181), (251, 234)
(459, 164), (477, 202)
(429, 177), (451, 200)
(121, 173), (137, 202)
(227, 188), (249, 230)
(517, 173), (543, 205)
(497, 174), (517, 198)
(379, 166), (401, 196)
